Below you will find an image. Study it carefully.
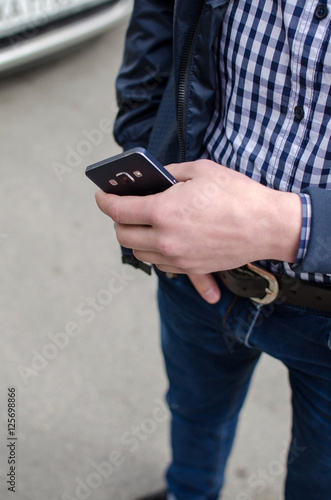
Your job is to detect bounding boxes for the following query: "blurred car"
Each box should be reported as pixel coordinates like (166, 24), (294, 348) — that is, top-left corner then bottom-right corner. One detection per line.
(0, 0), (132, 74)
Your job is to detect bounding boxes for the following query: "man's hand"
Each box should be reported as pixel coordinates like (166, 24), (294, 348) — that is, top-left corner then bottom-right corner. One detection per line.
(95, 160), (302, 296)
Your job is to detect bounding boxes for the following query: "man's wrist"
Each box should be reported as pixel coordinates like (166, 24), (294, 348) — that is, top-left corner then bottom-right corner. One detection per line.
(268, 190), (302, 264)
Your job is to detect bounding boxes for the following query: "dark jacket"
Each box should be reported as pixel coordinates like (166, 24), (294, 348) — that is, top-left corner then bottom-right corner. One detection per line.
(114, 0), (331, 276)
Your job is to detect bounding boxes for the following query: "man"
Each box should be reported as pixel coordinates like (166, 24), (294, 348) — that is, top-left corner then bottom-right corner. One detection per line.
(96, 1), (331, 499)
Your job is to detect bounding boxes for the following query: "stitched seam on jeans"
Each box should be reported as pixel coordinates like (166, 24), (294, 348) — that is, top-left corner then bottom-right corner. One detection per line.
(328, 331), (331, 350)
(244, 304), (262, 347)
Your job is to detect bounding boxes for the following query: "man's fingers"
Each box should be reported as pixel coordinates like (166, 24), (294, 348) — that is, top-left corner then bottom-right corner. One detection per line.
(116, 225), (155, 251)
(188, 273), (221, 304)
(133, 249), (163, 262)
(95, 190), (154, 225)
(155, 263), (185, 274)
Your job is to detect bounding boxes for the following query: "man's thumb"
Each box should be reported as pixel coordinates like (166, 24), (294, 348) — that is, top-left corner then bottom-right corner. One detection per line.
(188, 273), (221, 304)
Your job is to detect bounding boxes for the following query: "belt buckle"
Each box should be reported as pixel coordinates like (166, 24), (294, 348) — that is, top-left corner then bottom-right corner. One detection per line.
(246, 263), (279, 305)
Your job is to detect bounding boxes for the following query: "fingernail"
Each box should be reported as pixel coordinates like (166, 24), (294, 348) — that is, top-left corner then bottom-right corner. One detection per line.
(204, 287), (220, 303)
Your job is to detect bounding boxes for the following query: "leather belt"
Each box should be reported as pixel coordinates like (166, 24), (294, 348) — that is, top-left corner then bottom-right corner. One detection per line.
(218, 263), (331, 313)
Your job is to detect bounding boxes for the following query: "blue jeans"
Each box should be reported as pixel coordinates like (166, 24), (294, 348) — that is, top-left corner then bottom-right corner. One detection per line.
(156, 270), (331, 500)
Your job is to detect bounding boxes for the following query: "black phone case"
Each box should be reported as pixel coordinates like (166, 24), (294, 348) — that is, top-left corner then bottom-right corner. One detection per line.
(85, 147), (177, 196)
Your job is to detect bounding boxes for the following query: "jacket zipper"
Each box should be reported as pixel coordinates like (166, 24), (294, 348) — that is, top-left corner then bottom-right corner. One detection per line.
(177, 2), (205, 163)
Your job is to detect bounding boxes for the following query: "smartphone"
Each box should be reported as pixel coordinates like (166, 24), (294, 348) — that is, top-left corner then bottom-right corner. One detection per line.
(85, 147), (177, 196)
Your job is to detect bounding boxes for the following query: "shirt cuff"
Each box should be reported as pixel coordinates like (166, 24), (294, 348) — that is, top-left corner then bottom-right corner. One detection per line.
(290, 193), (312, 268)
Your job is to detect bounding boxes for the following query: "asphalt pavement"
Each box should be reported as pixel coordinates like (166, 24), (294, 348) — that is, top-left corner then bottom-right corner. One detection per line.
(0, 21), (291, 500)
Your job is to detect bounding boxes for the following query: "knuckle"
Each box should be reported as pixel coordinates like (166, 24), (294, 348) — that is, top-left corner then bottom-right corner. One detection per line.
(157, 236), (175, 257)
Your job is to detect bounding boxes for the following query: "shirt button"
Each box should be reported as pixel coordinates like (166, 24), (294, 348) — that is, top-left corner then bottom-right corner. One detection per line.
(294, 105), (304, 120)
(314, 3), (328, 20)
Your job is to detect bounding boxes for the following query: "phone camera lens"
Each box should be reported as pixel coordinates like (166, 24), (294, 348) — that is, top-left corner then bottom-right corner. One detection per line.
(116, 172), (135, 185)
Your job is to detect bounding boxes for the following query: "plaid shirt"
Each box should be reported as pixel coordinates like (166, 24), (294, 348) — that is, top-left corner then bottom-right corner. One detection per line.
(204, 0), (331, 284)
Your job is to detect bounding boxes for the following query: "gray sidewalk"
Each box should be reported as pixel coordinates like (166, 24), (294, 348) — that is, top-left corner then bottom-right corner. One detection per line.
(0, 22), (290, 500)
